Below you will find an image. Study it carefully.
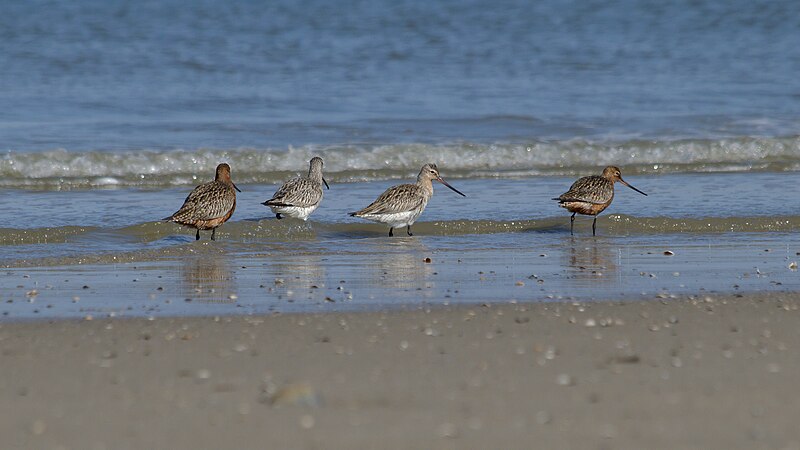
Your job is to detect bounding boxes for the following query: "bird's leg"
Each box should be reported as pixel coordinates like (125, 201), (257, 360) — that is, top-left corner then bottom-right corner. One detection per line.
(195, 229), (200, 241)
(407, 225), (413, 236)
(570, 212), (576, 235)
(389, 227), (394, 237)
(592, 216), (597, 236)
(211, 228), (216, 241)
(276, 213), (282, 220)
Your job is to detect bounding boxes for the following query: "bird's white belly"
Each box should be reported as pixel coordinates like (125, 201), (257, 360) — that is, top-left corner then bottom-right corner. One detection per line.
(359, 208), (424, 228)
(270, 204), (318, 220)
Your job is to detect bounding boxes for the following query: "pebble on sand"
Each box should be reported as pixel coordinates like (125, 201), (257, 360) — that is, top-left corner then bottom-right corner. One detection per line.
(300, 414), (315, 429)
(556, 373), (575, 386)
(535, 410), (552, 425)
(30, 419), (46, 435)
(436, 422), (458, 438)
(268, 383), (321, 407)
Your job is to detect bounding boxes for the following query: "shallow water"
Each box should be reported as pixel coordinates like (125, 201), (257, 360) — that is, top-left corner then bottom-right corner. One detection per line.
(3, 231), (798, 321)
(2, 171), (799, 261)
(1, 172), (800, 320)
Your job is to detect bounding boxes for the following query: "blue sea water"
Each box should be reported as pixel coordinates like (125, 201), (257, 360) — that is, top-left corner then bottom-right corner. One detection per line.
(2, 0), (800, 153)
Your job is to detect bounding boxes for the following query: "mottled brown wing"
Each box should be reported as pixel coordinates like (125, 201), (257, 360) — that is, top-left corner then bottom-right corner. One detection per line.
(266, 177), (322, 207)
(171, 181), (235, 222)
(351, 184), (424, 215)
(557, 176), (613, 204)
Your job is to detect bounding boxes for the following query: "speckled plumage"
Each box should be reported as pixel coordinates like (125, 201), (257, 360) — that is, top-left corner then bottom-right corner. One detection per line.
(262, 157), (327, 221)
(554, 166), (647, 236)
(352, 183), (429, 217)
(350, 163), (465, 237)
(164, 163), (239, 240)
(557, 175), (614, 206)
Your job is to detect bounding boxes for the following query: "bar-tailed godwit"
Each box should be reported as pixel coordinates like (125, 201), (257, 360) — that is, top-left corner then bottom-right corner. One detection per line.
(164, 163), (241, 241)
(261, 156), (329, 220)
(553, 166), (647, 236)
(349, 163), (465, 237)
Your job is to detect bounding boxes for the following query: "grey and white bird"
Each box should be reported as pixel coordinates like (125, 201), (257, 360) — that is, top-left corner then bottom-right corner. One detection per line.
(349, 163), (465, 237)
(262, 157), (329, 221)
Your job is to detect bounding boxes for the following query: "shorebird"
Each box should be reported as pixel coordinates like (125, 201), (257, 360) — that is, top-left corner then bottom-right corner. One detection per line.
(553, 166), (647, 236)
(349, 163), (465, 237)
(164, 163), (241, 241)
(261, 156), (329, 220)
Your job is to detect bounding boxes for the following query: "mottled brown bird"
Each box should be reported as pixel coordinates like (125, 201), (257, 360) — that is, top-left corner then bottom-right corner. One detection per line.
(554, 166), (647, 236)
(349, 163), (465, 237)
(262, 156), (329, 220)
(164, 163), (241, 241)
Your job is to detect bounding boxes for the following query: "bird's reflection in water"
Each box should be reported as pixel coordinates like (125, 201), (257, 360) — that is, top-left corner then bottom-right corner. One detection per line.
(180, 255), (236, 304)
(363, 238), (436, 296)
(269, 253), (326, 302)
(562, 237), (619, 285)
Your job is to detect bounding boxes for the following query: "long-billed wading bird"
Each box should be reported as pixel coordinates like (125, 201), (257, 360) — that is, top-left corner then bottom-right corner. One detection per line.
(261, 156), (329, 220)
(163, 163), (241, 241)
(349, 163), (465, 237)
(553, 166), (647, 236)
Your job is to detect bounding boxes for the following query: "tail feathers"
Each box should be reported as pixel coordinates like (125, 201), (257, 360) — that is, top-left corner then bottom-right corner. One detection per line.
(262, 199), (294, 207)
(348, 212), (359, 217)
(555, 197), (584, 203)
(162, 215), (174, 221)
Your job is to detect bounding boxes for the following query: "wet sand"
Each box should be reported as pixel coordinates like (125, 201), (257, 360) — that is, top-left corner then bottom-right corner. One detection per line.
(2, 294), (799, 449)
(3, 221), (800, 321)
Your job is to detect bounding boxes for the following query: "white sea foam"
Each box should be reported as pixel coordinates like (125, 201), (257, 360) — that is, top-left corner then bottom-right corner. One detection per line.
(1, 136), (798, 188)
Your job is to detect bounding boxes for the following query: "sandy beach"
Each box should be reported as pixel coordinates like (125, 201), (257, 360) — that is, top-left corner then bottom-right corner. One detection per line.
(2, 293), (799, 449)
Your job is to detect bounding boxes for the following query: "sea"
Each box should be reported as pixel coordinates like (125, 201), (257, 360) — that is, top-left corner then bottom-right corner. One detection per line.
(2, 0), (800, 320)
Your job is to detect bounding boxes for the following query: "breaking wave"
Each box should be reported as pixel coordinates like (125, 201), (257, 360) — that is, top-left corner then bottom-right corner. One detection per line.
(1, 136), (799, 189)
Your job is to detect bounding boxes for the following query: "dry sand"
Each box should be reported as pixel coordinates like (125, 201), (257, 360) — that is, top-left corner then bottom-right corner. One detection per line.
(2, 294), (800, 449)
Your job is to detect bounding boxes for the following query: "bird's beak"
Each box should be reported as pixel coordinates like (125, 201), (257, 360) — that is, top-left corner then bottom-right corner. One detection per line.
(233, 182), (242, 193)
(436, 177), (466, 197)
(619, 178), (646, 196)
(322, 177), (330, 190)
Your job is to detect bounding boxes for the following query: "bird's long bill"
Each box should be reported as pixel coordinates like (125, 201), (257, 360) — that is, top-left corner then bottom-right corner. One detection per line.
(620, 179), (647, 196)
(232, 182), (242, 193)
(437, 177), (466, 197)
(322, 177), (330, 190)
